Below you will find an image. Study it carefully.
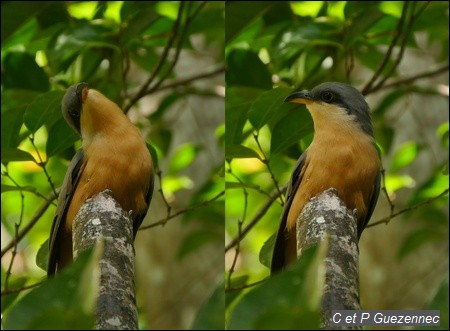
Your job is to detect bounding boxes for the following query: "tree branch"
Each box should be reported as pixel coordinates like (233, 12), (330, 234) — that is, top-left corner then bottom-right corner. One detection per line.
(139, 190), (224, 230)
(367, 188), (449, 228)
(72, 190), (139, 330)
(362, 2), (409, 95)
(370, 64), (449, 93)
(1, 191), (57, 257)
(295, 189), (361, 329)
(225, 185), (287, 253)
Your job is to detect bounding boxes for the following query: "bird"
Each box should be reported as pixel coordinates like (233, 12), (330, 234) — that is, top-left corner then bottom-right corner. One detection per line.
(47, 82), (154, 276)
(271, 82), (381, 274)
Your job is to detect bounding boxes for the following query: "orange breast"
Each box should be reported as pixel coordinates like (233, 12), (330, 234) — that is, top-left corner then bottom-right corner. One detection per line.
(65, 133), (152, 231)
(286, 132), (380, 231)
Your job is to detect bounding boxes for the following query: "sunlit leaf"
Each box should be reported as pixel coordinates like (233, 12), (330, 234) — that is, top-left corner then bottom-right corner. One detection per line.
(161, 175), (194, 197)
(390, 141), (421, 173)
(385, 174), (415, 194)
(168, 143), (200, 174)
(1, 148), (35, 163)
(226, 144), (261, 160)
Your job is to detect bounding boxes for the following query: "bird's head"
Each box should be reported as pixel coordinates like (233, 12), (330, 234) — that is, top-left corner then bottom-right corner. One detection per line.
(61, 82), (89, 134)
(285, 82), (374, 137)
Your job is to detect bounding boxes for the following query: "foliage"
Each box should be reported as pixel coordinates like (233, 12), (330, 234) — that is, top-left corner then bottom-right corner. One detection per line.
(225, 1), (448, 329)
(1, 1), (224, 329)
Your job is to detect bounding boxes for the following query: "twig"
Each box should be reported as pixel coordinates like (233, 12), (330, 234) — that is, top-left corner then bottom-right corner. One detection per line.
(225, 278), (267, 293)
(368, 2), (417, 93)
(1, 191), (57, 257)
(370, 64), (449, 93)
(150, 66), (226, 94)
(123, 2), (185, 112)
(29, 135), (57, 197)
(3, 169), (25, 291)
(145, 2), (200, 95)
(253, 131), (284, 205)
(362, 2), (409, 95)
(225, 185), (287, 252)
(156, 169), (172, 224)
(1, 281), (43, 296)
(381, 168), (395, 217)
(368, 188), (449, 228)
(139, 190), (224, 230)
(227, 218), (244, 290)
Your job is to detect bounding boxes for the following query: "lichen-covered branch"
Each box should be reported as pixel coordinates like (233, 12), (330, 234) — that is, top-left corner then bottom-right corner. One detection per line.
(72, 190), (138, 330)
(296, 188), (361, 330)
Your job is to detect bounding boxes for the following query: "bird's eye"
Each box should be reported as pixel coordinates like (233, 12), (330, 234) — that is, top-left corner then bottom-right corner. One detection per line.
(322, 91), (334, 102)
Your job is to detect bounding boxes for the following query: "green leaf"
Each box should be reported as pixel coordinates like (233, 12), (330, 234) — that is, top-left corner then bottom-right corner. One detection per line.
(225, 275), (249, 308)
(270, 105), (313, 154)
(150, 92), (182, 122)
(248, 87), (293, 130)
(4, 249), (96, 330)
(24, 91), (65, 133)
(270, 20), (343, 70)
(375, 125), (395, 154)
(259, 231), (276, 268)
(168, 143), (200, 175)
(1, 276), (28, 313)
(177, 230), (220, 260)
(227, 245), (321, 330)
(226, 144), (261, 160)
(225, 86), (263, 146)
(420, 278), (449, 330)
(1, 148), (35, 163)
(398, 229), (443, 260)
(191, 280), (224, 330)
(225, 181), (261, 191)
(390, 141), (421, 173)
(384, 174), (415, 194)
(225, 2), (273, 44)
(1, 184), (37, 193)
(408, 169), (449, 206)
(437, 122), (449, 149)
(36, 239), (49, 272)
(2, 52), (50, 92)
(226, 49), (272, 89)
(46, 117), (79, 158)
(1, 2), (47, 43)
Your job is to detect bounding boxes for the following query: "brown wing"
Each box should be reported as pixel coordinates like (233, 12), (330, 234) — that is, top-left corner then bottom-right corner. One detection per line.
(47, 150), (85, 276)
(270, 152), (307, 274)
(358, 169), (381, 238)
(132, 165), (154, 238)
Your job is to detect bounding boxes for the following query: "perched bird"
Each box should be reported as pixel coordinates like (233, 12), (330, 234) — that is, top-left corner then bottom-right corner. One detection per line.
(48, 83), (154, 276)
(271, 82), (381, 274)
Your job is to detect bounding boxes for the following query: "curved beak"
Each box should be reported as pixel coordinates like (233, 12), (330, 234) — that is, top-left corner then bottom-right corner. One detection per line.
(284, 91), (313, 105)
